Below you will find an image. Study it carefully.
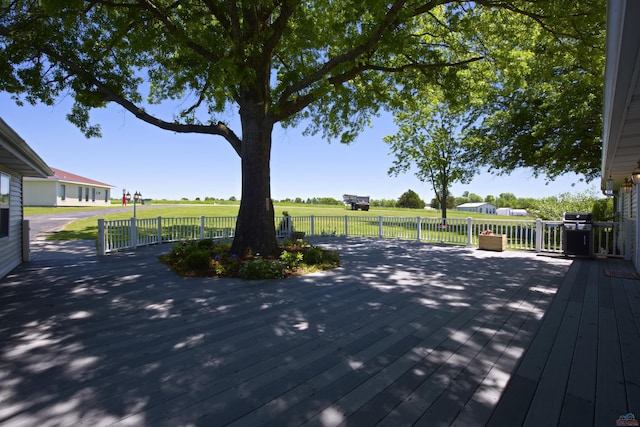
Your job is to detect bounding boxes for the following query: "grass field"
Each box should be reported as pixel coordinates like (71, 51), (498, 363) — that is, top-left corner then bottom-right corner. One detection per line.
(25, 203), (510, 241)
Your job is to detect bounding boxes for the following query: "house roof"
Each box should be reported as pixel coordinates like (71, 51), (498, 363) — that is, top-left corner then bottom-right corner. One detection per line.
(601, 0), (640, 191)
(0, 117), (52, 178)
(25, 167), (114, 188)
(457, 202), (495, 208)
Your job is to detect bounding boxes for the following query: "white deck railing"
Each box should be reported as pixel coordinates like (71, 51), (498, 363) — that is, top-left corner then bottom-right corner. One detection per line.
(97, 215), (633, 260)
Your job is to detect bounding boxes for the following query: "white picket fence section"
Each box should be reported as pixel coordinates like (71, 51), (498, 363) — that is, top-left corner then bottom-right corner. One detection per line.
(97, 215), (633, 260)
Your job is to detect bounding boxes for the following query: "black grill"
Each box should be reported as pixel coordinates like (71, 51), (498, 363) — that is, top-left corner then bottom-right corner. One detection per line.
(562, 212), (594, 257)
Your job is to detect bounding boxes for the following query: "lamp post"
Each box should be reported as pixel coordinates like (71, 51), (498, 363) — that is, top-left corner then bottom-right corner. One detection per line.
(126, 191), (142, 218)
(134, 191), (141, 218)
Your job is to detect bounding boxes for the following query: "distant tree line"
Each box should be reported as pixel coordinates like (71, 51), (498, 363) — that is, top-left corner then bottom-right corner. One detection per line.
(168, 187), (610, 221)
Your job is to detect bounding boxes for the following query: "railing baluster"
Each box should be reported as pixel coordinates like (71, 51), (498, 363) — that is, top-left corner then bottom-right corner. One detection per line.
(97, 215), (630, 258)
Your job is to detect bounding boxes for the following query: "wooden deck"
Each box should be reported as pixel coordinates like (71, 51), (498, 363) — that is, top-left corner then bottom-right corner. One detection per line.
(0, 238), (639, 426)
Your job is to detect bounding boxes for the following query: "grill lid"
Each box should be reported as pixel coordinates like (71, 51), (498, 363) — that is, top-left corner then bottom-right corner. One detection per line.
(563, 212), (594, 223)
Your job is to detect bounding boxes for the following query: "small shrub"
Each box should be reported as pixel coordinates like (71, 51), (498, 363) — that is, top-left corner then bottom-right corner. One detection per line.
(183, 249), (211, 270)
(161, 239), (339, 279)
(322, 250), (340, 266)
(303, 247), (324, 265)
(211, 251), (241, 277)
(239, 257), (284, 280)
(197, 239), (215, 249)
(170, 240), (198, 258)
(280, 250), (303, 270)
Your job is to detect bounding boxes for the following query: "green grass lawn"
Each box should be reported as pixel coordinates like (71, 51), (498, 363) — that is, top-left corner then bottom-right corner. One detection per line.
(26, 203), (511, 241)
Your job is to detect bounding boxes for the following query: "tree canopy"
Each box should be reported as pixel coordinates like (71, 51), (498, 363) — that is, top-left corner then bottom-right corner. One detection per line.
(385, 104), (476, 219)
(465, 5), (605, 181)
(397, 189), (425, 209)
(385, 2), (605, 182)
(0, 0), (604, 256)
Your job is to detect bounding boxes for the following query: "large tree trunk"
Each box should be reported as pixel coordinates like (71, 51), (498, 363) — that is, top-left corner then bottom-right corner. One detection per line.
(230, 103), (279, 258)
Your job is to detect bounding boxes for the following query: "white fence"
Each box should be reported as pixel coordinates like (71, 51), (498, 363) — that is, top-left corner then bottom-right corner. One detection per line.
(97, 215), (633, 259)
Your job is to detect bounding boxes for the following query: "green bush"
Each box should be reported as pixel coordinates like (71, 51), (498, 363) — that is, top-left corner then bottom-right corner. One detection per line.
(239, 257), (284, 280)
(322, 250), (340, 265)
(280, 250), (303, 269)
(303, 247), (324, 265)
(170, 240), (199, 258)
(197, 239), (215, 249)
(162, 240), (339, 279)
(183, 249), (211, 270)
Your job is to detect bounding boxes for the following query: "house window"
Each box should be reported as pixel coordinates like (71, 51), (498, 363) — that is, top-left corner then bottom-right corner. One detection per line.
(104, 189), (109, 202)
(85, 187), (89, 201)
(91, 188), (95, 201)
(0, 172), (10, 238)
(78, 187), (82, 201)
(60, 184), (66, 201)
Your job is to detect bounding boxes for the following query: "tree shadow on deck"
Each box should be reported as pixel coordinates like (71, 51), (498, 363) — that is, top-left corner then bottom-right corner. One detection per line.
(0, 237), (573, 426)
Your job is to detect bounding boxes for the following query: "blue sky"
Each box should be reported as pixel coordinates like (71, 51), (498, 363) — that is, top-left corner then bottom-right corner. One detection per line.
(1, 92), (597, 202)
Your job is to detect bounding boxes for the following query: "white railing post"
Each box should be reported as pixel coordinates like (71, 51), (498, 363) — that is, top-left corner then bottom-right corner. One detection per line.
(157, 216), (163, 244)
(536, 219), (543, 253)
(417, 216), (421, 241)
(467, 217), (473, 246)
(379, 216), (384, 238)
(345, 215), (349, 237)
(625, 219), (634, 260)
(200, 216), (205, 240)
(129, 217), (138, 249)
(97, 218), (105, 255)
(310, 215), (315, 236)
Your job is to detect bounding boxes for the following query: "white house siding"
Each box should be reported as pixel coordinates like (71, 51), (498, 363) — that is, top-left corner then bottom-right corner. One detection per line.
(24, 180), (111, 207)
(22, 180), (56, 206)
(0, 169), (23, 278)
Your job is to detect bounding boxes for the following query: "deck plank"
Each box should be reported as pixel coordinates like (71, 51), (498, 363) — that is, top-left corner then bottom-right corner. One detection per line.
(486, 257), (581, 426)
(610, 267), (640, 415)
(558, 261), (599, 426)
(520, 259), (592, 426)
(622, 274), (640, 412)
(3, 239), (640, 427)
(595, 263), (628, 426)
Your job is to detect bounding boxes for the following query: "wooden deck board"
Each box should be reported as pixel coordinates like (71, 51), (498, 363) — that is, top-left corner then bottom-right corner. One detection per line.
(2, 240), (640, 427)
(622, 276), (640, 411)
(595, 266), (629, 426)
(521, 260), (593, 426)
(610, 273), (640, 414)
(486, 257), (581, 427)
(558, 261), (599, 426)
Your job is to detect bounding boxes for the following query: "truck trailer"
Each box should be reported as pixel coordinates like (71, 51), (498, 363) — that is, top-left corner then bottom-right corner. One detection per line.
(343, 194), (370, 211)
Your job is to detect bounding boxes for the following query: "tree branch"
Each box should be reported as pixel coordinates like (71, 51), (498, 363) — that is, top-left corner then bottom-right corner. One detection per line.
(273, 54), (482, 122)
(262, 0), (295, 64)
(40, 47), (243, 156)
(275, 0), (410, 107)
(138, 0), (223, 64)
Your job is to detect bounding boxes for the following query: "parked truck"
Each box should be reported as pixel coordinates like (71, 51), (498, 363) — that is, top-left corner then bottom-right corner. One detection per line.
(343, 194), (370, 211)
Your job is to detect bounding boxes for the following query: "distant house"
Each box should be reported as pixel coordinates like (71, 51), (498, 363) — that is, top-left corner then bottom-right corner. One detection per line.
(0, 117), (52, 279)
(497, 207), (529, 217)
(23, 167), (114, 207)
(456, 202), (497, 215)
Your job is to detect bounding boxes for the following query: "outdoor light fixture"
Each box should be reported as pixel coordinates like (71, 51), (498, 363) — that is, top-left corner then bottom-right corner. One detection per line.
(632, 160), (640, 185)
(622, 177), (633, 193)
(604, 176), (614, 197)
(129, 191), (142, 218)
